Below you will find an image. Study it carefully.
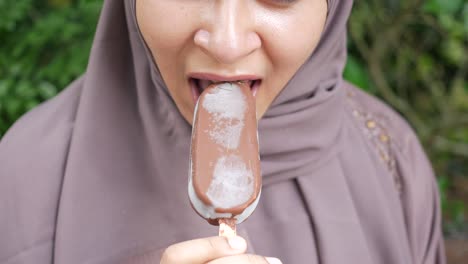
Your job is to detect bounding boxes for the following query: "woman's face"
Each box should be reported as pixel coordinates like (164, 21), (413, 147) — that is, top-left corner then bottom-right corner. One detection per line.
(136, 0), (327, 124)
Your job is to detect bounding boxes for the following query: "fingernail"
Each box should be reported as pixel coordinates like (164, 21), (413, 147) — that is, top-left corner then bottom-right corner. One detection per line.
(266, 257), (283, 264)
(227, 236), (246, 250)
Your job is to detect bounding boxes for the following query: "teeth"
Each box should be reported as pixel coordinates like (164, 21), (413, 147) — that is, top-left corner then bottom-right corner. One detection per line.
(196, 79), (255, 91)
(236, 80), (253, 87)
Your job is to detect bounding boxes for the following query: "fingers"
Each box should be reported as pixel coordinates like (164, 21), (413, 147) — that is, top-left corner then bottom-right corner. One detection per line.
(264, 257), (283, 264)
(160, 235), (247, 264)
(207, 254), (283, 264)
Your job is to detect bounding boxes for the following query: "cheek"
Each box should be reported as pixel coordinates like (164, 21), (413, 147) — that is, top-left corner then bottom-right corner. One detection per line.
(260, 5), (327, 71)
(255, 3), (327, 110)
(136, 1), (195, 116)
(280, 25), (324, 67)
(136, 1), (193, 59)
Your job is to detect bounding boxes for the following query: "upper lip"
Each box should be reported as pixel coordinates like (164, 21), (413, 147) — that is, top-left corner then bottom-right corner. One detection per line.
(188, 72), (262, 82)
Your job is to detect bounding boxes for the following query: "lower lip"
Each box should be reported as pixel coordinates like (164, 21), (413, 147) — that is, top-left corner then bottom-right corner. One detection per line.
(189, 79), (261, 104)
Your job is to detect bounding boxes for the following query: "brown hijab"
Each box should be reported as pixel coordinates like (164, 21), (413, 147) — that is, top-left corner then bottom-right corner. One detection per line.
(0, 0), (446, 263)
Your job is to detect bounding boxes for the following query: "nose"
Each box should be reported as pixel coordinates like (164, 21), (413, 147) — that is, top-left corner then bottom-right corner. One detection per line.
(194, 0), (261, 64)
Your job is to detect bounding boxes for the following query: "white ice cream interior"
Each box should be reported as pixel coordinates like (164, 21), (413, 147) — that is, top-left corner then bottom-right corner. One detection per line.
(206, 154), (254, 208)
(202, 83), (246, 149)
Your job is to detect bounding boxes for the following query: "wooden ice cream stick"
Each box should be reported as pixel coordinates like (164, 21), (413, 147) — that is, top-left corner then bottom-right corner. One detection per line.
(218, 218), (236, 238)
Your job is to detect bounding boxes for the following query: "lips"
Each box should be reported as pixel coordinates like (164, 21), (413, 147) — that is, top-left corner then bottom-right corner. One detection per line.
(188, 74), (261, 103)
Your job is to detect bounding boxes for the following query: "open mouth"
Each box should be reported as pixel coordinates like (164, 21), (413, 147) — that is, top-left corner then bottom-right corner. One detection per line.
(189, 78), (261, 103)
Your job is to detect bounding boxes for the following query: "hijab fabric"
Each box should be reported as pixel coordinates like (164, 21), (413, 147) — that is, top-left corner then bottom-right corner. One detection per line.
(0, 0), (446, 263)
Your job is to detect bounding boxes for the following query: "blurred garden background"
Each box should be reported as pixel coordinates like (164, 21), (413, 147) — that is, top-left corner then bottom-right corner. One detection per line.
(0, 0), (467, 262)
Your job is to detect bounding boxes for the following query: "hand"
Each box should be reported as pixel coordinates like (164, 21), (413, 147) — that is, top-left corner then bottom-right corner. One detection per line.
(160, 235), (282, 264)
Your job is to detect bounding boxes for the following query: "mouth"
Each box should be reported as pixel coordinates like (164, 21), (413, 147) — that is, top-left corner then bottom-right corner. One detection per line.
(188, 74), (262, 103)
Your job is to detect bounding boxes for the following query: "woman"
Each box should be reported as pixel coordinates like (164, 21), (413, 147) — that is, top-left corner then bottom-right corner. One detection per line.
(0, 0), (446, 263)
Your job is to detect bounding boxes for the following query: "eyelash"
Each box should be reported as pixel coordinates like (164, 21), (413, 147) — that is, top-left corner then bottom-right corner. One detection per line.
(269, 0), (298, 5)
(273, 0), (297, 2)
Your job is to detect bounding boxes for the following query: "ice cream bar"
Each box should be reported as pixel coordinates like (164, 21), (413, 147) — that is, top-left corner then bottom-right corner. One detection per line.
(188, 82), (261, 235)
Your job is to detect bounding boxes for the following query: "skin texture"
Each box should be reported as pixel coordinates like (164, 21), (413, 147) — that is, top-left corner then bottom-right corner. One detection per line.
(159, 236), (281, 264)
(136, 0), (328, 124)
(136, 1), (327, 262)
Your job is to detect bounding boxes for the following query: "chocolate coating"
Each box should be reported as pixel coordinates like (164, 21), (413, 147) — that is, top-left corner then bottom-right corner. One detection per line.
(189, 82), (261, 225)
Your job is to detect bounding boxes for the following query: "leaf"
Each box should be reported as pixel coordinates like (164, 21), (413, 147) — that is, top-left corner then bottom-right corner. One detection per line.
(450, 78), (468, 110)
(38, 81), (58, 99)
(0, 0), (103, 136)
(441, 37), (465, 66)
(344, 55), (372, 92)
(417, 55), (435, 78)
(464, 3), (468, 34)
(424, 0), (464, 15)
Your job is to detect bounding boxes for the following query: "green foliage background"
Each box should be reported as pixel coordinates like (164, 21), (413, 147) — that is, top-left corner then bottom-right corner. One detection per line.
(1, 0), (467, 237)
(346, 0), (468, 238)
(0, 0), (102, 134)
